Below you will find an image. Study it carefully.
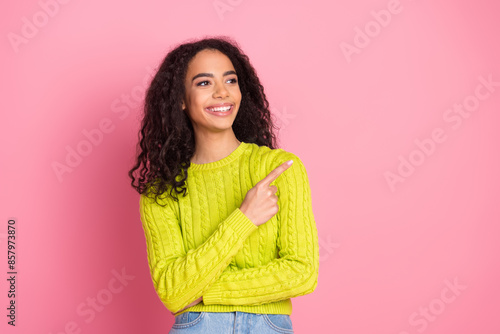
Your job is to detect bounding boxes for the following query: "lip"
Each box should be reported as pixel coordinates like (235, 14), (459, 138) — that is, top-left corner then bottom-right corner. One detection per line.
(205, 103), (234, 116)
(205, 102), (233, 109)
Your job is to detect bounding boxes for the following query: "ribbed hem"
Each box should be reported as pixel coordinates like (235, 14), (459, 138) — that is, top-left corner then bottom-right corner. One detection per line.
(225, 208), (258, 238)
(174, 298), (293, 316)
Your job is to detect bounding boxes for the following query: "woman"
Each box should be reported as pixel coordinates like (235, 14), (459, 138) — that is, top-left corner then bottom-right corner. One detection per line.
(129, 36), (319, 333)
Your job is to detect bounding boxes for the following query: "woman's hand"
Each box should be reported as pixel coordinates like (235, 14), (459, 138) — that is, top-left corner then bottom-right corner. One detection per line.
(240, 160), (293, 227)
(171, 296), (203, 316)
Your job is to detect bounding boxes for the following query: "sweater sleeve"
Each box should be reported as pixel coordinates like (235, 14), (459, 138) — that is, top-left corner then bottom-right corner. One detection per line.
(139, 192), (258, 314)
(203, 155), (319, 306)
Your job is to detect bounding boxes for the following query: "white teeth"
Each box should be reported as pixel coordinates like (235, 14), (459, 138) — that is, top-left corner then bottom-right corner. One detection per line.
(207, 105), (231, 112)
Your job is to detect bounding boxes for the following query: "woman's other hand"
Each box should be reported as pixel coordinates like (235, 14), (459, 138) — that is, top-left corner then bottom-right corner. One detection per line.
(171, 296), (203, 315)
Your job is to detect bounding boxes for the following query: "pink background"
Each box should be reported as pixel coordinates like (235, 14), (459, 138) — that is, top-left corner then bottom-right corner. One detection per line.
(2, 0), (500, 333)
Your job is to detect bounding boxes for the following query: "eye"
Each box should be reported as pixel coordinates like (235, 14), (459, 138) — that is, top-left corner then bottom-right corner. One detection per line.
(197, 80), (209, 86)
(227, 78), (238, 84)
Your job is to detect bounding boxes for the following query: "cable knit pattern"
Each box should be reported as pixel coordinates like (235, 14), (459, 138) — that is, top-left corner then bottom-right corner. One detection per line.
(139, 141), (319, 316)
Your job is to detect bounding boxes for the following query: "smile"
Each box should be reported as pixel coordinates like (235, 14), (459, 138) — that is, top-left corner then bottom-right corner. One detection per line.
(205, 104), (234, 116)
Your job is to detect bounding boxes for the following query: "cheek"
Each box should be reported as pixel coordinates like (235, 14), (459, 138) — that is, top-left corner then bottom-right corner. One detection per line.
(232, 87), (242, 102)
(196, 92), (212, 107)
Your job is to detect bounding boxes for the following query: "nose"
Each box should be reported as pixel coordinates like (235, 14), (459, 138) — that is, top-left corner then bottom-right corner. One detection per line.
(213, 80), (229, 98)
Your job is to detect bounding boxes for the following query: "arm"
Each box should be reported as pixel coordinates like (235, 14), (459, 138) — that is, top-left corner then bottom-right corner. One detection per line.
(140, 193), (258, 314)
(203, 155), (320, 306)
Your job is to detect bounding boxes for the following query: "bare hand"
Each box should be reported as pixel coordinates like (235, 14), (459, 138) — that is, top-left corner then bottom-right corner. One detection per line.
(171, 296), (203, 316)
(240, 160), (293, 226)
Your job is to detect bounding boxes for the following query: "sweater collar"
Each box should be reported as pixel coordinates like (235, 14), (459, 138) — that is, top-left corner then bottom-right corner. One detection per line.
(188, 141), (248, 171)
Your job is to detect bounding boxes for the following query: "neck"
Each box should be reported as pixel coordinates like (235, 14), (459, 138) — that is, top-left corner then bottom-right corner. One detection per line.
(191, 132), (241, 164)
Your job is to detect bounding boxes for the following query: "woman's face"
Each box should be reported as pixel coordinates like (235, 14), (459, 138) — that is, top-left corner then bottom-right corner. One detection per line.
(182, 49), (241, 137)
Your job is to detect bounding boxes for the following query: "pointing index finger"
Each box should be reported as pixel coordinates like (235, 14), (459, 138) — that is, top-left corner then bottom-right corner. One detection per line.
(259, 160), (293, 186)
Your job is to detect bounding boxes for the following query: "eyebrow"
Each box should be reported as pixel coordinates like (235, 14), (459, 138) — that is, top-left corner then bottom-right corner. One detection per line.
(191, 70), (237, 82)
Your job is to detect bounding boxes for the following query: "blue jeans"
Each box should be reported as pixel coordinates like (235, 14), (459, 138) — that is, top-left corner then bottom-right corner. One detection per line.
(169, 311), (294, 333)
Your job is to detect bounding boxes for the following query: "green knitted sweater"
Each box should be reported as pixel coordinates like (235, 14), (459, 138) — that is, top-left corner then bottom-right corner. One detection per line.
(139, 141), (319, 316)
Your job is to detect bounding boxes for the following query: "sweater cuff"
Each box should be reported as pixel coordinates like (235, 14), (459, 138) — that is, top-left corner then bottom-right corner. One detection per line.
(203, 282), (223, 305)
(226, 208), (258, 239)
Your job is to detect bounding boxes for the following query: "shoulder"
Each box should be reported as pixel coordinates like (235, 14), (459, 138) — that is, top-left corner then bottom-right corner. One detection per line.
(246, 142), (303, 164)
(244, 142), (308, 182)
(139, 182), (176, 211)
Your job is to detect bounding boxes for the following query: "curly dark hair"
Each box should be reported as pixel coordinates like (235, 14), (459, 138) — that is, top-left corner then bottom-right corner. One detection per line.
(128, 35), (280, 206)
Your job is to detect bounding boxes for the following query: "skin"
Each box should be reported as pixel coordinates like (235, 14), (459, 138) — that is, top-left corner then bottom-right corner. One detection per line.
(173, 49), (294, 316)
(182, 49), (242, 164)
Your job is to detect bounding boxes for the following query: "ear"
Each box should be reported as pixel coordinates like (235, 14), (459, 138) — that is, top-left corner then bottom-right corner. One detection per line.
(181, 100), (186, 111)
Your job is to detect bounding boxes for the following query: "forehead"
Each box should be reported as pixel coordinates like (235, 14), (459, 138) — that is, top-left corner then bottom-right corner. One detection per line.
(186, 49), (235, 73)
